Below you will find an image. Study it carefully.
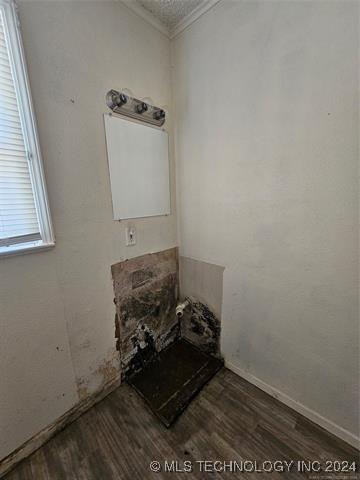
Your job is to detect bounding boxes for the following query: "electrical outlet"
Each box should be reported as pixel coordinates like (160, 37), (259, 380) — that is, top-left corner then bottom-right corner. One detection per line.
(125, 226), (136, 246)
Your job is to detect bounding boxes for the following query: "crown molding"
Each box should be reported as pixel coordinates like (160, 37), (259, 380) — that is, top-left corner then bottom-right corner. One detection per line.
(170, 0), (221, 38)
(119, 0), (170, 37)
(119, 0), (221, 40)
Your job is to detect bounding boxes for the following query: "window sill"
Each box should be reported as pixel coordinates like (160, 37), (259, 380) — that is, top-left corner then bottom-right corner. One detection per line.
(0, 241), (55, 258)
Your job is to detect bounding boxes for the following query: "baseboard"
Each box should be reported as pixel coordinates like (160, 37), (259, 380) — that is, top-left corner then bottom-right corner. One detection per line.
(225, 360), (359, 450)
(0, 376), (121, 478)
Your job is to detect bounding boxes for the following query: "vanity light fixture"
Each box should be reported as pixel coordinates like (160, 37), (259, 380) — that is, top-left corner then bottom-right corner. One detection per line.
(106, 89), (166, 127)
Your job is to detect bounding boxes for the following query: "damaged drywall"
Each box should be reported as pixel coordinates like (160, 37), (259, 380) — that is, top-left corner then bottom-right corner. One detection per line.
(181, 298), (221, 357)
(179, 256), (224, 357)
(112, 248), (179, 377)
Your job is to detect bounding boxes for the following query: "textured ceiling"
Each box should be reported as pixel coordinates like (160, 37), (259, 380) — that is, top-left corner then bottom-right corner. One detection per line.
(135, 0), (205, 30)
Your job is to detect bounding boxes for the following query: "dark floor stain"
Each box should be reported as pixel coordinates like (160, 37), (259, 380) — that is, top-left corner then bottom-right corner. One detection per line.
(128, 339), (223, 427)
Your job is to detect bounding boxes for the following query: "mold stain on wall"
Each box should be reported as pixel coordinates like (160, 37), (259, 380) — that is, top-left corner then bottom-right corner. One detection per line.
(179, 256), (224, 358)
(112, 248), (179, 378)
(181, 299), (221, 357)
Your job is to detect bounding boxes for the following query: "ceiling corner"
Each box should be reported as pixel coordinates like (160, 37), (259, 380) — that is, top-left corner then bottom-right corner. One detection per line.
(121, 0), (221, 40)
(120, 0), (171, 37)
(170, 0), (221, 38)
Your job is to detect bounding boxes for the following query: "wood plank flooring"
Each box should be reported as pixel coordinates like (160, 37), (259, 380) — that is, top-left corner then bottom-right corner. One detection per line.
(4, 369), (359, 479)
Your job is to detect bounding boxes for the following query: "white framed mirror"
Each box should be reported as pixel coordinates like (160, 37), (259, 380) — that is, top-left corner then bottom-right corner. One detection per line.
(104, 114), (170, 220)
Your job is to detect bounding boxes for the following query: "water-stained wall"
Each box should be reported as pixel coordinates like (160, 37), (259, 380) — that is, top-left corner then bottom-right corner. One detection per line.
(179, 256), (224, 357)
(112, 248), (179, 377)
(181, 299), (221, 357)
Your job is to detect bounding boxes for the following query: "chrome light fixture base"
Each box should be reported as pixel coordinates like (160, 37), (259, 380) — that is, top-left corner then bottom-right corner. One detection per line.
(106, 90), (166, 127)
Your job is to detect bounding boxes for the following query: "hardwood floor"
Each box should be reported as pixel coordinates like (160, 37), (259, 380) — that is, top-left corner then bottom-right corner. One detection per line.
(4, 368), (359, 479)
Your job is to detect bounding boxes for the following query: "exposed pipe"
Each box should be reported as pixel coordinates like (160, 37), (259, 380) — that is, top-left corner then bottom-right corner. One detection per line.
(176, 299), (190, 318)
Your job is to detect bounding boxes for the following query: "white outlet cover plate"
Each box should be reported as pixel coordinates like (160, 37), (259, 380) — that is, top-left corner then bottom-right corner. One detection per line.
(125, 226), (136, 246)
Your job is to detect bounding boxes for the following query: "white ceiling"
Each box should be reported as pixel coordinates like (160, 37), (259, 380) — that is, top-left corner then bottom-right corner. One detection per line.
(135, 0), (205, 30)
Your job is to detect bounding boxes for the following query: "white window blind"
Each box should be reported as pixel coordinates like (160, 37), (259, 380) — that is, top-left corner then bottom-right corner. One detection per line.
(0, 0), (54, 255)
(0, 8), (40, 247)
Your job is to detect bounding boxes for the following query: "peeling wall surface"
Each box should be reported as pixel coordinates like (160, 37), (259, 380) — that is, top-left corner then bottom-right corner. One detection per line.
(112, 248), (179, 377)
(0, 2), (176, 461)
(181, 299), (221, 357)
(179, 256), (224, 356)
(173, 1), (359, 437)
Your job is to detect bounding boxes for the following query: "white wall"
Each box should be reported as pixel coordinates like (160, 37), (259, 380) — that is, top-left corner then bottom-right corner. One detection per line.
(0, 1), (176, 460)
(173, 0), (359, 438)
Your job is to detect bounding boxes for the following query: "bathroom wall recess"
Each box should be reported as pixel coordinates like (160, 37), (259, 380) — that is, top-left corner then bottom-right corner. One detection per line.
(112, 248), (179, 377)
(112, 249), (225, 378)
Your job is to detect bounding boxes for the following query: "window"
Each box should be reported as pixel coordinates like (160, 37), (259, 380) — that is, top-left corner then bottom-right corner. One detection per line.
(0, 0), (54, 256)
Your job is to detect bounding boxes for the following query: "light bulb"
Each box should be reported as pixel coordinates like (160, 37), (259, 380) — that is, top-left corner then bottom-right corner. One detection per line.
(136, 102), (148, 114)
